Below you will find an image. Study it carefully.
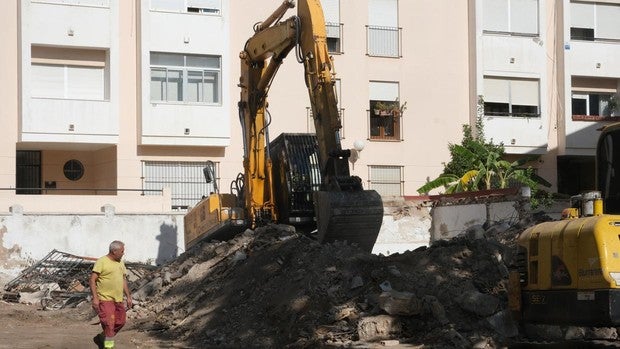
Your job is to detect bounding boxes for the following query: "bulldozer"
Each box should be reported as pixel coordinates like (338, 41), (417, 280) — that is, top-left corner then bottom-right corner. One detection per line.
(184, 0), (383, 252)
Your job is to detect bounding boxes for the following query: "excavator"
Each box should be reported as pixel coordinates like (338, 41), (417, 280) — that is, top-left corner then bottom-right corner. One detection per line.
(184, 0), (383, 252)
(509, 123), (620, 326)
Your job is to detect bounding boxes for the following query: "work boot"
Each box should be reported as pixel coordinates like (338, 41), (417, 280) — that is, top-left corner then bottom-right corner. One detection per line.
(103, 338), (115, 349)
(92, 332), (104, 349)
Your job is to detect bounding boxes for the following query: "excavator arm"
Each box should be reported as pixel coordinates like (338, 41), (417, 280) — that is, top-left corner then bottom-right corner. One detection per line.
(238, 0), (383, 251)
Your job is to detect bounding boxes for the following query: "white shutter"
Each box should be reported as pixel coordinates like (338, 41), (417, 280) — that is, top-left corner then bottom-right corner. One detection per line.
(370, 166), (401, 196)
(322, 0), (339, 24)
(511, 0), (538, 34)
(597, 3), (620, 40)
(369, 81), (398, 101)
(31, 64), (64, 98)
(150, 0), (185, 12)
(368, 0), (397, 27)
(483, 0), (509, 32)
(511, 79), (539, 106)
(483, 78), (509, 104)
(571, 2), (595, 29)
(67, 66), (104, 100)
(187, 0), (220, 10)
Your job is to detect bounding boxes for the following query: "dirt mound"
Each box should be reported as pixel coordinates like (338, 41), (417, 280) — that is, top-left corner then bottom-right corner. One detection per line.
(127, 212), (549, 348)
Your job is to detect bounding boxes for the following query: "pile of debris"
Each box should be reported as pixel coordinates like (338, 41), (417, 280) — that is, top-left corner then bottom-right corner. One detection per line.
(2, 249), (154, 310)
(126, 210), (549, 348)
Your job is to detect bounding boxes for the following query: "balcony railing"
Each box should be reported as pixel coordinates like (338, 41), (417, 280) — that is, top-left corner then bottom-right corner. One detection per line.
(4, 188), (163, 195)
(366, 25), (402, 58)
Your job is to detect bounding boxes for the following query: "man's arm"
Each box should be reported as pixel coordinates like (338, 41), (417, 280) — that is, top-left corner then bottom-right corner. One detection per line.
(123, 277), (132, 309)
(89, 271), (100, 310)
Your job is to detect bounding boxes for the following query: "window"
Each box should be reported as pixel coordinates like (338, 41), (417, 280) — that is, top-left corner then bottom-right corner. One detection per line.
(16, 151), (41, 195)
(571, 77), (619, 118)
(482, 0), (539, 36)
(31, 46), (107, 100)
(572, 94), (617, 117)
(322, 0), (342, 53)
(570, 1), (620, 41)
(483, 77), (540, 117)
(150, 52), (221, 104)
(369, 81), (401, 140)
(31, 0), (110, 7)
(367, 0), (400, 57)
(142, 161), (218, 210)
(369, 165), (403, 196)
(150, 0), (221, 15)
(63, 160), (85, 181)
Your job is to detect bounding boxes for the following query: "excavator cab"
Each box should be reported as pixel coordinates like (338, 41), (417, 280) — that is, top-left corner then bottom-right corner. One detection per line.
(270, 134), (383, 251)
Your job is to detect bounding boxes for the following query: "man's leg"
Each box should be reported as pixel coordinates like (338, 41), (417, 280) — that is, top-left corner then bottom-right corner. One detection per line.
(113, 301), (127, 335)
(98, 301), (116, 348)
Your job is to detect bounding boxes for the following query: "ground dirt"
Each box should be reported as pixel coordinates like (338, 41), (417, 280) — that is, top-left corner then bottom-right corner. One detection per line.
(0, 301), (182, 349)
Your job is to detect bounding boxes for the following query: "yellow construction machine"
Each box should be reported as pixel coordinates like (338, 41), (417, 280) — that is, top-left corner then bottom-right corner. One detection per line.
(510, 123), (620, 326)
(184, 0), (383, 252)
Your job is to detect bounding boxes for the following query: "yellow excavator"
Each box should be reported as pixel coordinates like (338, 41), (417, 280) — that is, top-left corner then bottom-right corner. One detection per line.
(509, 123), (620, 326)
(184, 0), (383, 252)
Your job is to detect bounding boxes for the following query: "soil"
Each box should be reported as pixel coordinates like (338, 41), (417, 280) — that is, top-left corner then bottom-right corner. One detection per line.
(0, 301), (182, 349)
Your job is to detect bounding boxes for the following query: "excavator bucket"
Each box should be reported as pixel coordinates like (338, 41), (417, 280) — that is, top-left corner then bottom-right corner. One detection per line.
(314, 190), (383, 252)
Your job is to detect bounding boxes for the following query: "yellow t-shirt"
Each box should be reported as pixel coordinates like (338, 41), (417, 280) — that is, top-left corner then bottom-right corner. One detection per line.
(92, 256), (127, 302)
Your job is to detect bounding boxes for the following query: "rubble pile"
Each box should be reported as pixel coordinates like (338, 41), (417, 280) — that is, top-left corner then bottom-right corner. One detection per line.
(126, 210), (549, 348)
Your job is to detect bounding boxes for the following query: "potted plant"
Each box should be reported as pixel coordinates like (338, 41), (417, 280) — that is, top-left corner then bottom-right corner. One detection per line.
(373, 98), (407, 117)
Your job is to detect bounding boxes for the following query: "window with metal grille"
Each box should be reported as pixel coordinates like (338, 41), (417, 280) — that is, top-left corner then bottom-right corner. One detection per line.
(367, 0), (401, 57)
(16, 151), (41, 195)
(142, 161), (217, 210)
(323, 0), (342, 53)
(369, 165), (403, 196)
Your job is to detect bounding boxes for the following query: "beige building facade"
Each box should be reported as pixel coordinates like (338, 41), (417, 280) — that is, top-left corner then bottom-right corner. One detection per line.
(0, 0), (619, 261)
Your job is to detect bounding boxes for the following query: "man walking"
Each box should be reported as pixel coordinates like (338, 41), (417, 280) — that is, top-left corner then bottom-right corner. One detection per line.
(90, 240), (133, 349)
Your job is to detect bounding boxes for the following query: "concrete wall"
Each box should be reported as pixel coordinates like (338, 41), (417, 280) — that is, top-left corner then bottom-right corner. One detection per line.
(430, 201), (520, 242)
(372, 198), (432, 256)
(0, 207), (186, 285)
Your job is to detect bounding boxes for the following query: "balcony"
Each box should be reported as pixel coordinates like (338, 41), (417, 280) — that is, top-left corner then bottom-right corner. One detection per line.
(366, 25), (401, 58)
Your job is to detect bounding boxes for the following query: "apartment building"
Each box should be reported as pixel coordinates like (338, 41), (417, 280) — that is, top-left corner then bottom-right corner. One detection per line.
(0, 0), (470, 216)
(0, 0), (618, 260)
(476, 0), (620, 196)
